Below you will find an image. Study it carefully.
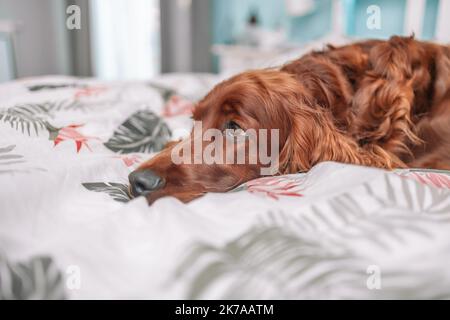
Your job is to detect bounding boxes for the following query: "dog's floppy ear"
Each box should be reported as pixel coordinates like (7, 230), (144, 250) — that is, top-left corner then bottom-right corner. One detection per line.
(278, 101), (402, 174)
(164, 140), (181, 149)
(278, 104), (318, 174)
(281, 55), (354, 129)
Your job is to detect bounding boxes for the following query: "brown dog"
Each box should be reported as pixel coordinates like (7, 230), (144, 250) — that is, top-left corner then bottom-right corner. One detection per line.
(129, 36), (450, 204)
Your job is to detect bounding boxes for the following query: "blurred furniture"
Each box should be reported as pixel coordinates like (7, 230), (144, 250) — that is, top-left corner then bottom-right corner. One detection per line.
(211, 0), (448, 76)
(211, 44), (295, 76)
(0, 20), (18, 82)
(211, 0), (348, 76)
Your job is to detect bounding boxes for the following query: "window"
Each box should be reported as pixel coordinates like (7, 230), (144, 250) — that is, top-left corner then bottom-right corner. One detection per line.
(89, 0), (161, 80)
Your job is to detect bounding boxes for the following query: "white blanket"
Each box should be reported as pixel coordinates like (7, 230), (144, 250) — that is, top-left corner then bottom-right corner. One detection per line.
(1, 74), (450, 299)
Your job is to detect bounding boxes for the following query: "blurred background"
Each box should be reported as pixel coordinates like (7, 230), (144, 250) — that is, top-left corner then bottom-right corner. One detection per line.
(0, 0), (449, 82)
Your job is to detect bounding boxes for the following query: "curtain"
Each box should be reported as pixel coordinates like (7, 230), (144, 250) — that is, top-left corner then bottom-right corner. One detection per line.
(89, 0), (161, 80)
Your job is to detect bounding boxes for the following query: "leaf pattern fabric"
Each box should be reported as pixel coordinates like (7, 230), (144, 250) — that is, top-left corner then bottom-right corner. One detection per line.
(1, 75), (450, 299)
(231, 175), (305, 199)
(0, 144), (45, 174)
(394, 169), (450, 189)
(0, 255), (65, 300)
(0, 145), (24, 166)
(176, 171), (450, 299)
(27, 83), (86, 92)
(0, 101), (84, 137)
(82, 182), (131, 203)
(104, 110), (171, 154)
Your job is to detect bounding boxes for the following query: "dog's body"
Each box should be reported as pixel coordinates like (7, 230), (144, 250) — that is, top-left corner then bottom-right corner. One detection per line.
(281, 37), (450, 170)
(130, 36), (450, 204)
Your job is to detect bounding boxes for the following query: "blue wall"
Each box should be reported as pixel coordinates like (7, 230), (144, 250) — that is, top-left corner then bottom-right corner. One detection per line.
(346, 0), (439, 39)
(210, 0), (440, 71)
(211, 0), (334, 45)
(346, 0), (407, 37)
(211, 0), (440, 44)
(211, 0), (286, 45)
(288, 0), (333, 43)
(423, 0), (440, 39)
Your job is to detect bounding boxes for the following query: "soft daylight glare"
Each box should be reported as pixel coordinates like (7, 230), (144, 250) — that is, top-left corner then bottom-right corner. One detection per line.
(89, 0), (161, 80)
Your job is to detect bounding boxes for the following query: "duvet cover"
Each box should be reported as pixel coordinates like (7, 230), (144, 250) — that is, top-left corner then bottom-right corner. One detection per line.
(0, 74), (450, 299)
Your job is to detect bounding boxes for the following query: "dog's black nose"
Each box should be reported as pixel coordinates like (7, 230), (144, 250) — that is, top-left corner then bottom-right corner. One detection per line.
(128, 170), (164, 197)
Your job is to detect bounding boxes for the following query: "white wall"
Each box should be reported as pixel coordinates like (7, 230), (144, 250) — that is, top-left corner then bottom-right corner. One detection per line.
(0, 0), (71, 78)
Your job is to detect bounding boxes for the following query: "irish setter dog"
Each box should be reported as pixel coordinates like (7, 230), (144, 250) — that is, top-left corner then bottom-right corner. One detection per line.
(129, 36), (450, 204)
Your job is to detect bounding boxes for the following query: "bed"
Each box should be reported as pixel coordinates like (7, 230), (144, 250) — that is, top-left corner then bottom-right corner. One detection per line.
(1, 74), (450, 299)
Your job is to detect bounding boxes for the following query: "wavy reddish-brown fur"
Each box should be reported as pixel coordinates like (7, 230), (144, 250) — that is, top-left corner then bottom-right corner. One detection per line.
(134, 36), (450, 204)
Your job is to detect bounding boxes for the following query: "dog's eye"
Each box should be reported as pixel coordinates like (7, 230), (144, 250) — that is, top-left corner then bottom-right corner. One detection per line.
(225, 120), (241, 130)
(224, 121), (247, 137)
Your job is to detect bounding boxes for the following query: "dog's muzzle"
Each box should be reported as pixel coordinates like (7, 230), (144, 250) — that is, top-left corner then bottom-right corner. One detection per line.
(128, 170), (165, 197)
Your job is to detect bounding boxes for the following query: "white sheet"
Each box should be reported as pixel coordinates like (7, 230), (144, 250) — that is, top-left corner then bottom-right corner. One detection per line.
(1, 75), (450, 299)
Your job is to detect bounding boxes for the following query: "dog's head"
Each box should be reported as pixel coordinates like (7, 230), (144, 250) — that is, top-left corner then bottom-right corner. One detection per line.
(128, 70), (311, 204)
(128, 69), (395, 204)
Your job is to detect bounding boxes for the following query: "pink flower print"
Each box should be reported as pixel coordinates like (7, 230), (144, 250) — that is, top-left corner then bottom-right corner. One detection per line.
(114, 154), (143, 167)
(52, 124), (99, 152)
(407, 172), (450, 189)
(244, 176), (304, 200)
(162, 95), (195, 117)
(74, 86), (107, 99)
